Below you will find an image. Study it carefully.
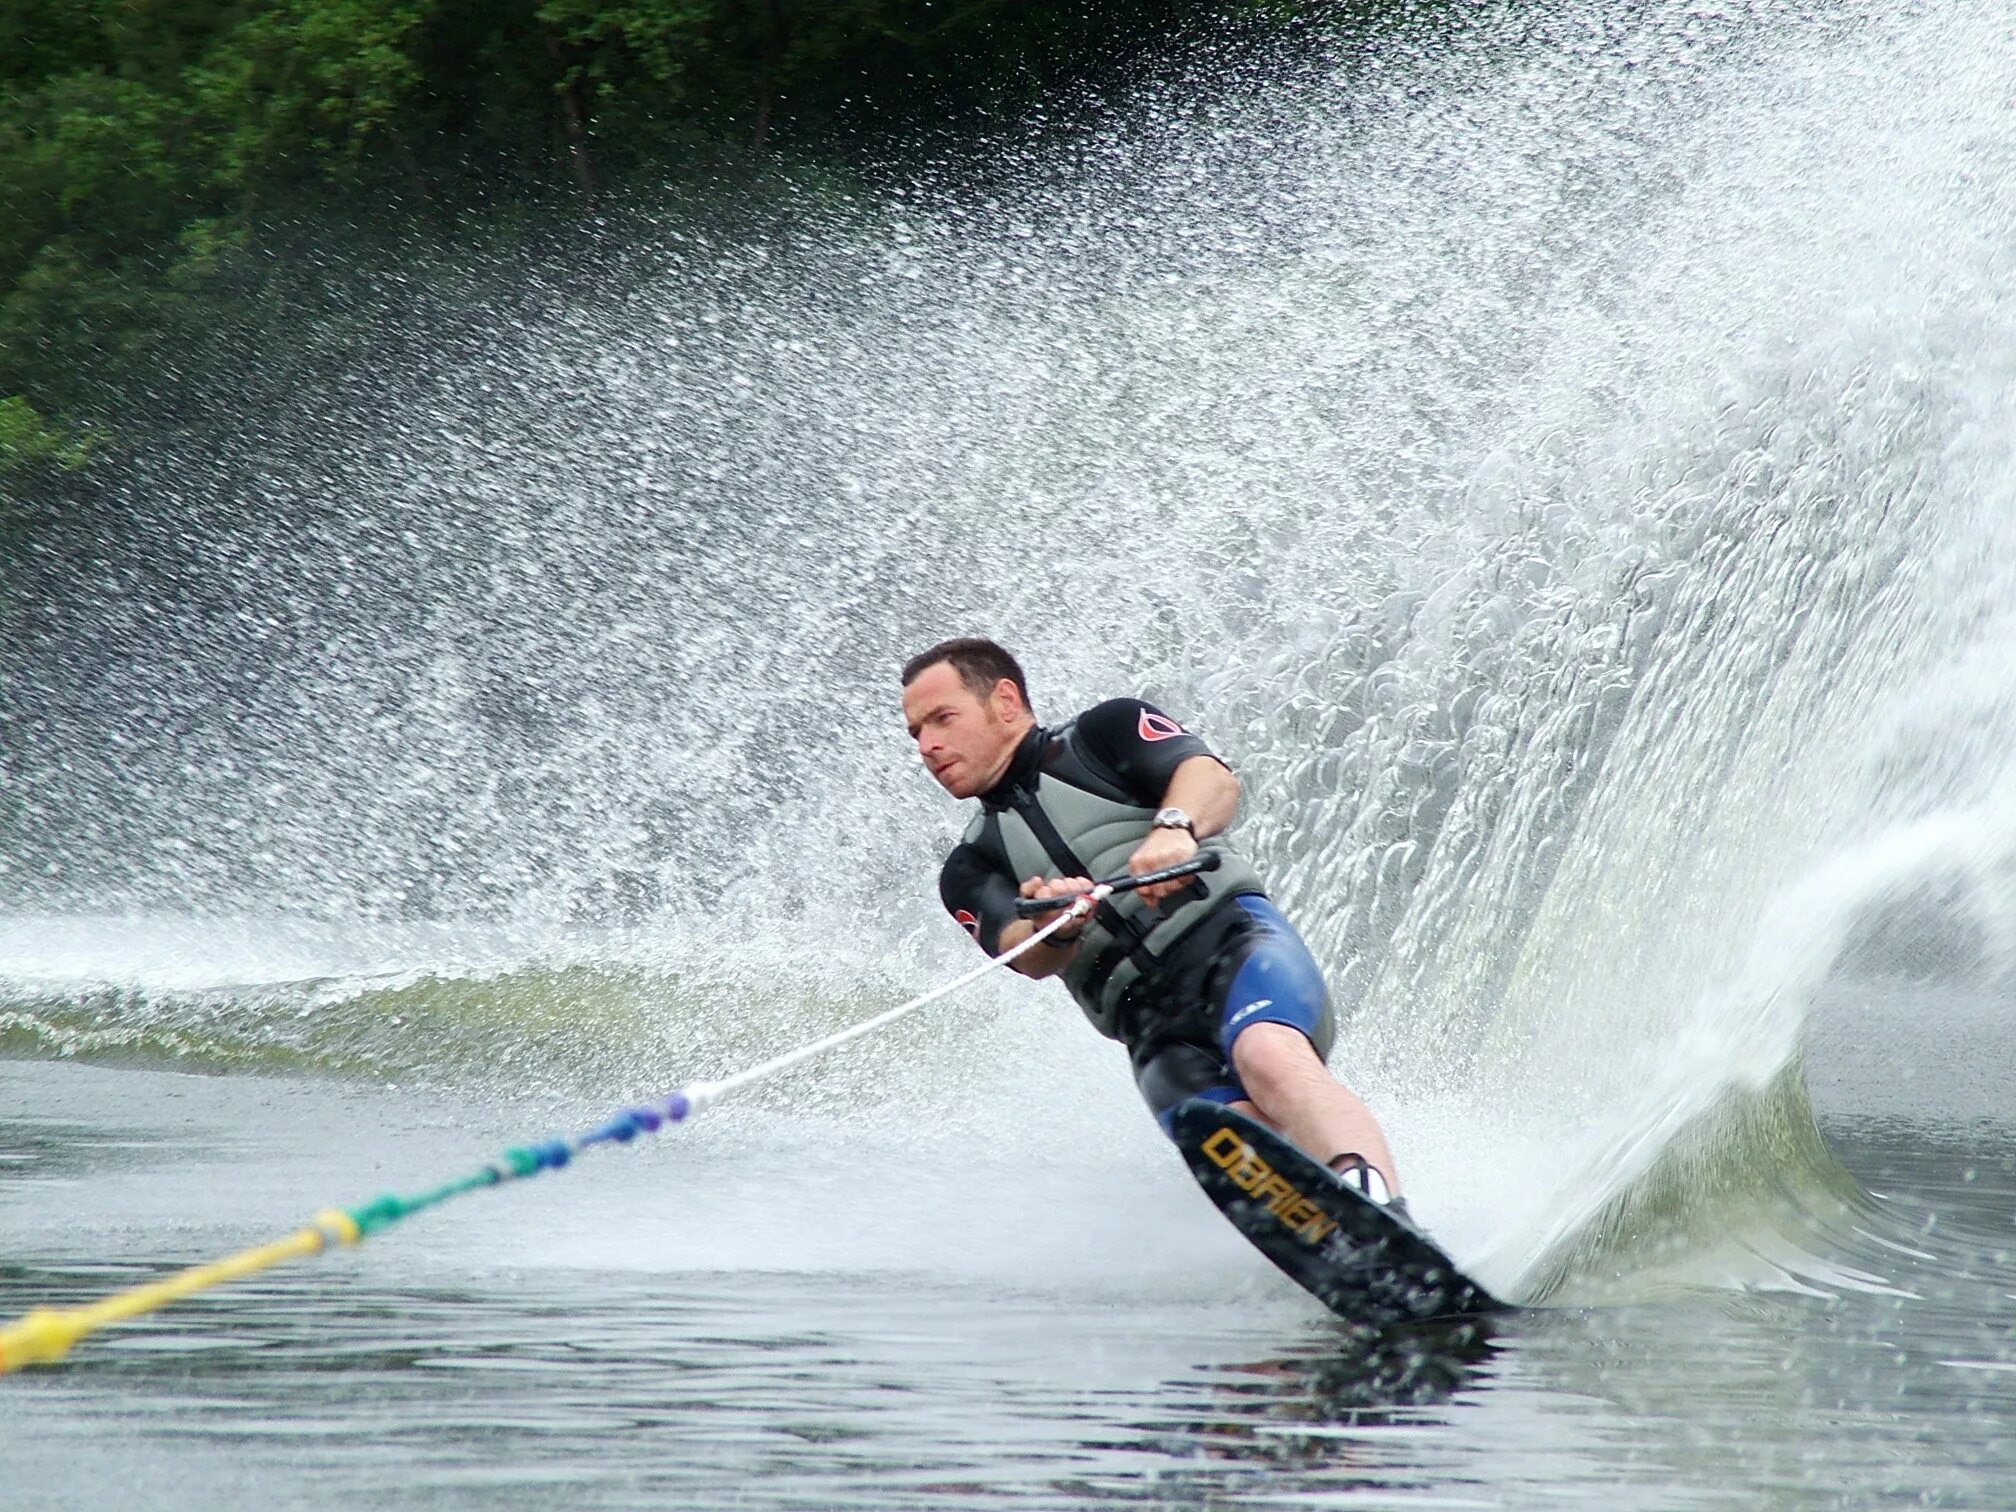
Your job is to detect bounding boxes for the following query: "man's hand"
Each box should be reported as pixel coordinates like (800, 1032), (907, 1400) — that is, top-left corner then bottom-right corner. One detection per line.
(1019, 874), (1094, 937)
(1129, 826), (1200, 906)
(997, 874), (1094, 978)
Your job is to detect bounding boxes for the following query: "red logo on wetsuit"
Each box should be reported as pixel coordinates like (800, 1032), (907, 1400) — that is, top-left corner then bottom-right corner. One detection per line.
(954, 909), (980, 938)
(1138, 709), (1185, 742)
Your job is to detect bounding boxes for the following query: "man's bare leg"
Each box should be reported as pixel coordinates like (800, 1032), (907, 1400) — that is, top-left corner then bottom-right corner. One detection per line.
(1228, 1022), (1402, 1196)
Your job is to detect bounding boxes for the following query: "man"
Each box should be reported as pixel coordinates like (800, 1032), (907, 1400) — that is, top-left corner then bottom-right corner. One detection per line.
(900, 635), (1405, 1208)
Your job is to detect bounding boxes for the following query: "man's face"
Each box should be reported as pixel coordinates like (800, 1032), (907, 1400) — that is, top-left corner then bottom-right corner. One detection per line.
(903, 661), (1022, 799)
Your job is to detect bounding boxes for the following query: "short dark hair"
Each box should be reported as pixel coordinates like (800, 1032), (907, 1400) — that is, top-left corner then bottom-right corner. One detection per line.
(901, 636), (1031, 710)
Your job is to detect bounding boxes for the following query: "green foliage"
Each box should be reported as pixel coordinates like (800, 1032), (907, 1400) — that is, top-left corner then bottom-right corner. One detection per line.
(537, 0), (714, 95)
(185, 0), (429, 181)
(0, 0), (118, 84)
(2, 0), (430, 466)
(0, 396), (89, 506)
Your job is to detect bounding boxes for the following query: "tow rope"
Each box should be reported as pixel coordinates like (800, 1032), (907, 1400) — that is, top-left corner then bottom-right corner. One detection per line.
(0, 854), (1216, 1373)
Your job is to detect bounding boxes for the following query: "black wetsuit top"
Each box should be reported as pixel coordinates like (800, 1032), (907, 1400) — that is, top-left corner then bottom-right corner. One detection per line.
(937, 697), (1226, 958)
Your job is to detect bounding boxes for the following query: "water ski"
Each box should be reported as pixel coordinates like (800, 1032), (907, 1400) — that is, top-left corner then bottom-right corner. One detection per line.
(1171, 1099), (1507, 1326)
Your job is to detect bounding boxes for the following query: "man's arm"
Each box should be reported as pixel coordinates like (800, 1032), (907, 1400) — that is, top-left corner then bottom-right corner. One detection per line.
(1130, 755), (1240, 904)
(1162, 753), (1241, 838)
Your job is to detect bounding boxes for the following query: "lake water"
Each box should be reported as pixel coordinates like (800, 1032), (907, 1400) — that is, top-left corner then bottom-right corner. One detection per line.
(3, 977), (2012, 1510)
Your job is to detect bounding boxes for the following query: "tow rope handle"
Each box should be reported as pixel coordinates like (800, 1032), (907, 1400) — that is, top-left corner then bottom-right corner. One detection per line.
(1011, 851), (1220, 917)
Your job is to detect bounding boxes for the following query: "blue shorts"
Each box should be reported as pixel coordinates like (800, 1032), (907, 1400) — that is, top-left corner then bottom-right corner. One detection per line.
(1125, 895), (1336, 1135)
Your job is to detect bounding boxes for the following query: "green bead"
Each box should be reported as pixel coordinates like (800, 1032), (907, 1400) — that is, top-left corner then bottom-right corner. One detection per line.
(347, 1194), (408, 1235)
(503, 1146), (542, 1177)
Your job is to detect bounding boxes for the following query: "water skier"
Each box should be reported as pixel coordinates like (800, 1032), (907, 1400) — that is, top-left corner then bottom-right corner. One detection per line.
(901, 637), (1406, 1211)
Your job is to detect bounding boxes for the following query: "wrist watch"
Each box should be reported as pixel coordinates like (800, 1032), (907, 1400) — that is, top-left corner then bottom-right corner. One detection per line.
(1152, 807), (1196, 834)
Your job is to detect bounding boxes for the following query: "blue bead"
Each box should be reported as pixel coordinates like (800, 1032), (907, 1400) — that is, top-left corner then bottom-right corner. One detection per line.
(539, 1140), (572, 1169)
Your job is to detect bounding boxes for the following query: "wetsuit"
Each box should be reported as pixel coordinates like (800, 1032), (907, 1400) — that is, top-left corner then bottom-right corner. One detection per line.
(938, 698), (1335, 1134)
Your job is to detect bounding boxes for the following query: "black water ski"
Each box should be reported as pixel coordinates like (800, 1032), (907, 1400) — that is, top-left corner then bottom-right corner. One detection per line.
(1171, 1099), (1507, 1326)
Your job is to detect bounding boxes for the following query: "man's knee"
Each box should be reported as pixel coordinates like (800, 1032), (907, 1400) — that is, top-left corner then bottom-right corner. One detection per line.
(1229, 1021), (1328, 1103)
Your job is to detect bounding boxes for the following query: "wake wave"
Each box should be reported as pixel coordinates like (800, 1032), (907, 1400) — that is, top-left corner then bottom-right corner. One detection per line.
(0, 917), (988, 1106)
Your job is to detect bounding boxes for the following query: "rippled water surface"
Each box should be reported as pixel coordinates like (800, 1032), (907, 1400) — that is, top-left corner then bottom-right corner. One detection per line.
(4, 995), (2013, 1512)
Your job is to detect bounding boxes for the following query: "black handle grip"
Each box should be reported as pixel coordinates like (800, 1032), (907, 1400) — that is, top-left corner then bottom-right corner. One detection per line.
(1011, 850), (1221, 918)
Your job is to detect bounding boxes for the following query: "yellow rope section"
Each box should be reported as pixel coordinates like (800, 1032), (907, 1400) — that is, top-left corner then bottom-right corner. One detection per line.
(0, 1210), (360, 1374)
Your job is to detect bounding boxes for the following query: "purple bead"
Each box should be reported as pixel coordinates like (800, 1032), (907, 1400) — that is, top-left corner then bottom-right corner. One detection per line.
(665, 1092), (691, 1122)
(630, 1107), (663, 1132)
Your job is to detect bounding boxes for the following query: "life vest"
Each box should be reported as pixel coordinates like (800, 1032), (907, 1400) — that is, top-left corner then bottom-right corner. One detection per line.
(962, 719), (1266, 1038)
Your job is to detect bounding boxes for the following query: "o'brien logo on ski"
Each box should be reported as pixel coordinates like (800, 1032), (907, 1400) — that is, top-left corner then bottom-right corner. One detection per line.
(1202, 1126), (1338, 1245)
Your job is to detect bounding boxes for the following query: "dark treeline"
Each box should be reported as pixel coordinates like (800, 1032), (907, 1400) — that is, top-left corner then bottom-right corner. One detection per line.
(0, 0), (1443, 501)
